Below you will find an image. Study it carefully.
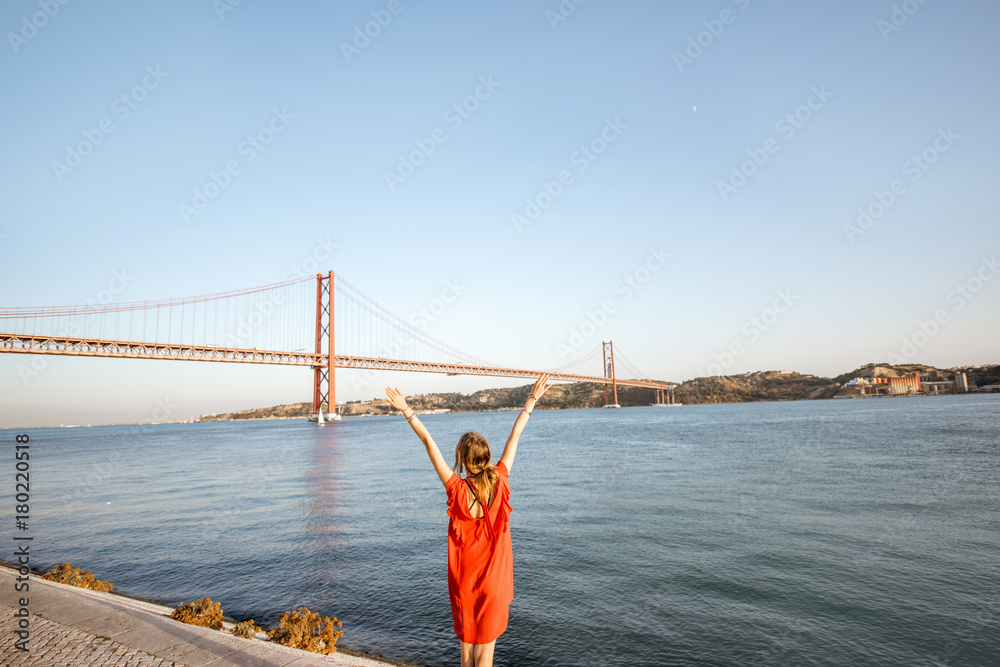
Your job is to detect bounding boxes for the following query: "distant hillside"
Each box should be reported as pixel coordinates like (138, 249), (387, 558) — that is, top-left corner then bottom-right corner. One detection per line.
(965, 365), (1000, 387)
(831, 362), (941, 385)
(195, 362), (997, 422)
(677, 371), (839, 404)
(196, 383), (669, 421)
(198, 401), (313, 422)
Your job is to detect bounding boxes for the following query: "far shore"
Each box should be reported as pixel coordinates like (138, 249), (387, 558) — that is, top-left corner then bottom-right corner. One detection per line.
(9, 390), (997, 431)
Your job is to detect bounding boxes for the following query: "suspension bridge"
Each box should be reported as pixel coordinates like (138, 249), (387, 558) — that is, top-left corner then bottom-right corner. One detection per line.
(0, 272), (673, 418)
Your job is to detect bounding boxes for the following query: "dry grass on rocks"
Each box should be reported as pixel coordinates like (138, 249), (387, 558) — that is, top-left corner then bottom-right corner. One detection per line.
(42, 563), (114, 593)
(267, 606), (344, 654)
(231, 619), (263, 638)
(171, 597), (224, 630)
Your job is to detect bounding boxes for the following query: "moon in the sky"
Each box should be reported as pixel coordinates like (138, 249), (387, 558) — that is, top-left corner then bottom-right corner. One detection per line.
(693, 105), (697, 111)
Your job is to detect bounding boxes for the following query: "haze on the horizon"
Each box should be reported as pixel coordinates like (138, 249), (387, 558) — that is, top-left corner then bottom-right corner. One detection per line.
(1, 1), (998, 429)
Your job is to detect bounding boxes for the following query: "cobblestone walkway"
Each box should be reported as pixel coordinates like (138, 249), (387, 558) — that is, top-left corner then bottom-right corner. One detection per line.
(0, 566), (401, 667)
(1, 603), (185, 666)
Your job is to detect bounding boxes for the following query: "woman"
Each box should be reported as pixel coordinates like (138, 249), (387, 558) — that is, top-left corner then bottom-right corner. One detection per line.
(385, 374), (552, 667)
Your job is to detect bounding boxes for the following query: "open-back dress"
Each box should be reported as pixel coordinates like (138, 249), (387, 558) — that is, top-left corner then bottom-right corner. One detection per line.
(445, 460), (513, 644)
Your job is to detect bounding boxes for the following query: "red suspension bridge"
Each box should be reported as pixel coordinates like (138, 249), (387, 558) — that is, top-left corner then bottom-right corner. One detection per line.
(0, 272), (672, 418)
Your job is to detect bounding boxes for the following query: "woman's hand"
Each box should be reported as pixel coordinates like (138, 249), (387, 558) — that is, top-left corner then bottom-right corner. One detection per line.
(386, 387), (452, 486)
(385, 386), (410, 413)
(527, 374), (552, 408)
(501, 374), (552, 472)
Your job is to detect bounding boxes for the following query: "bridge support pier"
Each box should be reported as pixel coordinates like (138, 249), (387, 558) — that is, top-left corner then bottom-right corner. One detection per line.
(312, 271), (335, 418)
(602, 340), (619, 408)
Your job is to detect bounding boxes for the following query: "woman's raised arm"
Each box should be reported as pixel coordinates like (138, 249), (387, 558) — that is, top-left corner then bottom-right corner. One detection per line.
(499, 374), (552, 473)
(385, 386), (454, 487)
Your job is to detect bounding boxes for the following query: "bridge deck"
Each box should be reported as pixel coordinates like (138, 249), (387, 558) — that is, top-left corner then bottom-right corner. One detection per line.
(0, 333), (669, 390)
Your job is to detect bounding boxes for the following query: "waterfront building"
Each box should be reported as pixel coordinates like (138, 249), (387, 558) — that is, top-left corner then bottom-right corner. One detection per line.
(887, 372), (922, 395)
(842, 370), (973, 397)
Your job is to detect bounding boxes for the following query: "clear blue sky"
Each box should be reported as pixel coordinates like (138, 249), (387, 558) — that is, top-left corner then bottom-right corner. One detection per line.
(2, 0), (998, 427)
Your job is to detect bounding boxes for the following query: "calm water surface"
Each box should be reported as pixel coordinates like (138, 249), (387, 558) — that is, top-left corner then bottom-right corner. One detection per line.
(9, 395), (1000, 666)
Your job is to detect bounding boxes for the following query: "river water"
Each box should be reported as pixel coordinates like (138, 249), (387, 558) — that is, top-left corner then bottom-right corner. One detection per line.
(12, 394), (1000, 666)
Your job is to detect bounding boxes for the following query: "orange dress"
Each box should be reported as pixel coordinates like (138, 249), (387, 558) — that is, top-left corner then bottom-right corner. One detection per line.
(445, 461), (513, 644)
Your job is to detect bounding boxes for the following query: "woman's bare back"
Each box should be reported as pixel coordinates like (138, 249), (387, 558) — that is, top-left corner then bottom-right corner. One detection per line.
(465, 482), (494, 519)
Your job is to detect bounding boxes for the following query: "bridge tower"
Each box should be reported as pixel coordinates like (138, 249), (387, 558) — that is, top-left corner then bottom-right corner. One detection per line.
(312, 271), (335, 418)
(602, 340), (619, 408)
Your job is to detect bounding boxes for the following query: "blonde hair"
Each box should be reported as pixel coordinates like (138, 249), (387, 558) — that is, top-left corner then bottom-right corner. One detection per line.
(454, 431), (499, 509)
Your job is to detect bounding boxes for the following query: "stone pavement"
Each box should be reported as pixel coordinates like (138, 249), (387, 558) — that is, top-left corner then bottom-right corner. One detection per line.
(0, 608), (179, 667)
(0, 565), (407, 667)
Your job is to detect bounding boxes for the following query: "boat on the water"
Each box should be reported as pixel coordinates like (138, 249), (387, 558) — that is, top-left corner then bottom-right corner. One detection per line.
(308, 408), (342, 423)
(603, 404), (621, 409)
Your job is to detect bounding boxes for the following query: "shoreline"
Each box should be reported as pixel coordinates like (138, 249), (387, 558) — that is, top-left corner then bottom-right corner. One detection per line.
(0, 562), (416, 667)
(5, 390), (998, 431)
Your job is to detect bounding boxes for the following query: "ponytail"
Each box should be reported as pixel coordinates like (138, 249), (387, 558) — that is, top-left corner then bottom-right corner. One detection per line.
(454, 431), (499, 507)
